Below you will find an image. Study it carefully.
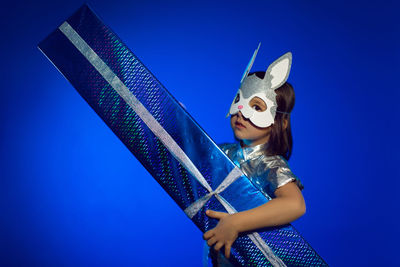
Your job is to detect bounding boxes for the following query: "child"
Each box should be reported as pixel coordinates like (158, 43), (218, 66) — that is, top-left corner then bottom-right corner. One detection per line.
(203, 48), (305, 266)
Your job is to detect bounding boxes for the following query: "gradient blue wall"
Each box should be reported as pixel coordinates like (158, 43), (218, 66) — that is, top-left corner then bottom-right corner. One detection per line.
(1, 0), (399, 266)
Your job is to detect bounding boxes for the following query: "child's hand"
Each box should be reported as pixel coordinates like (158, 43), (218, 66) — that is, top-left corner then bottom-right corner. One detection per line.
(203, 210), (239, 259)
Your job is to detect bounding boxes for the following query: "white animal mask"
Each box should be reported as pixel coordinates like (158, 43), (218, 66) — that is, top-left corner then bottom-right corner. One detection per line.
(229, 44), (292, 128)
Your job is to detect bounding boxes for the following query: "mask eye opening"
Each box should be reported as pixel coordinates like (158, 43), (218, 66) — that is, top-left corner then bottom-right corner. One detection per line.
(234, 93), (240, 103)
(249, 97), (267, 112)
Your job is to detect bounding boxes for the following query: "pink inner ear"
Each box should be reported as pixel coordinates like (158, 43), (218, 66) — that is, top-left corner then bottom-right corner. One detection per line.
(238, 105), (243, 109)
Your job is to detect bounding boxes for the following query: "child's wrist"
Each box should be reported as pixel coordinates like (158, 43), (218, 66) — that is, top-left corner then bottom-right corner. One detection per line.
(230, 212), (246, 233)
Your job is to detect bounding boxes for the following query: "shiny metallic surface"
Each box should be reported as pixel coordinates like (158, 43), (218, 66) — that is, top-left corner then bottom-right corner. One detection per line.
(221, 143), (304, 198)
(38, 4), (326, 266)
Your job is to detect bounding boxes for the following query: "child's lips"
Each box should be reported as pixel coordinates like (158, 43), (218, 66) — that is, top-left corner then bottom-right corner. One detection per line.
(235, 121), (246, 129)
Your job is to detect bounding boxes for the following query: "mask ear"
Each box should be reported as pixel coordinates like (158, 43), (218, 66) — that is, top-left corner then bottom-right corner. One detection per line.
(240, 43), (261, 85)
(265, 52), (292, 90)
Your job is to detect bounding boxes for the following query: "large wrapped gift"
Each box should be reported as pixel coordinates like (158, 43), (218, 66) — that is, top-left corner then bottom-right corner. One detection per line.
(38, 5), (327, 266)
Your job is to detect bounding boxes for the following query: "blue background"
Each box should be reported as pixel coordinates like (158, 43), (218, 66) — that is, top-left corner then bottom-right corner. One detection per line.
(1, 0), (399, 266)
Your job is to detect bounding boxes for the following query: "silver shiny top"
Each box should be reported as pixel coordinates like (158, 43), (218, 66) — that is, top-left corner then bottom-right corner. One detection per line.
(220, 142), (303, 198)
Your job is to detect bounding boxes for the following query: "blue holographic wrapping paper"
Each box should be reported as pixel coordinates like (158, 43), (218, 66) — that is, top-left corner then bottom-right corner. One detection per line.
(38, 5), (327, 266)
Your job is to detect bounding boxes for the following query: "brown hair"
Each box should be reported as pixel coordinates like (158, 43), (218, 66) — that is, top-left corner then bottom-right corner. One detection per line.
(250, 72), (295, 160)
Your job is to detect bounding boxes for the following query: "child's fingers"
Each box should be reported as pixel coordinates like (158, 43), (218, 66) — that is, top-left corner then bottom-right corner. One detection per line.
(225, 242), (232, 259)
(207, 236), (217, 247)
(206, 210), (228, 219)
(214, 241), (224, 252)
(203, 230), (214, 240)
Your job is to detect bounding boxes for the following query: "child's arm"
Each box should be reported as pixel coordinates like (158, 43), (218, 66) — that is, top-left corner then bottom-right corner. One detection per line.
(203, 181), (305, 259)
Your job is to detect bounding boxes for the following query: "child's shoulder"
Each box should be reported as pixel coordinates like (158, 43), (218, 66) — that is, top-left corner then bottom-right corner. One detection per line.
(263, 154), (291, 169)
(260, 155), (304, 192)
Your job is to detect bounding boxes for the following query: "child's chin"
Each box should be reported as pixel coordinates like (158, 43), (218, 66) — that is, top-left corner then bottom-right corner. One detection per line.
(233, 131), (247, 140)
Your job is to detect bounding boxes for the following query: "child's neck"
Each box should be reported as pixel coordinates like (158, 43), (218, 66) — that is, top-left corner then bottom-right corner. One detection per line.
(240, 139), (269, 148)
(240, 136), (269, 148)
